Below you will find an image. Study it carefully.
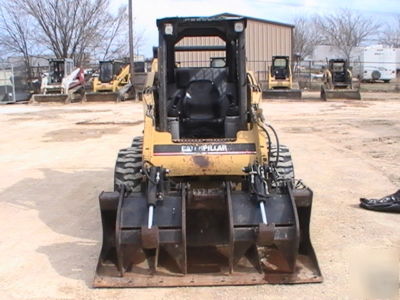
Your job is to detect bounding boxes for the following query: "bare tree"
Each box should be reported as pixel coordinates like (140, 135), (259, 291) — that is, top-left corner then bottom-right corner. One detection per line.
(13, 0), (141, 66)
(0, 3), (37, 82)
(89, 10), (145, 61)
(293, 16), (319, 60)
(315, 9), (381, 61)
(88, 6), (128, 60)
(99, 7), (129, 60)
(14, 0), (108, 65)
(380, 15), (400, 48)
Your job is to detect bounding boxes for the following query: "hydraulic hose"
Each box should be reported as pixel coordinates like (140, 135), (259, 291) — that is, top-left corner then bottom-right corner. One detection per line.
(142, 160), (158, 185)
(257, 120), (272, 162)
(265, 123), (280, 168)
(255, 117), (280, 168)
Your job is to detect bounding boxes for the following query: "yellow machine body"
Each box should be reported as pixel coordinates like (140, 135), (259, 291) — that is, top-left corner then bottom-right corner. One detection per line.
(141, 72), (267, 177)
(92, 64), (130, 93)
(264, 56), (301, 99)
(267, 68), (293, 89)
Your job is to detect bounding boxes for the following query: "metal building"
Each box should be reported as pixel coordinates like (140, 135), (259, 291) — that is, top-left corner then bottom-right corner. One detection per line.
(175, 13), (294, 82)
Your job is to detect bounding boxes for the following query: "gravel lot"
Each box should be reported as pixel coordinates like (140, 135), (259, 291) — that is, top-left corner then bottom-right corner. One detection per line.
(0, 93), (399, 299)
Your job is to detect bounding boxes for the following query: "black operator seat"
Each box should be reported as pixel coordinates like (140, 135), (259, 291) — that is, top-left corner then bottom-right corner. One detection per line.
(271, 57), (289, 80)
(333, 73), (345, 83)
(272, 63), (288, 80)
(167, 67), (236, 138)
(181, 79), (221, 123)
(273, 67), (288, 80)
(331, 62), (347, 83)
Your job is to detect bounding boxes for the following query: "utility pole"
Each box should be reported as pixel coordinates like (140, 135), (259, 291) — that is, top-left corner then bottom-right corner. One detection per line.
(128, 0), (135, 96)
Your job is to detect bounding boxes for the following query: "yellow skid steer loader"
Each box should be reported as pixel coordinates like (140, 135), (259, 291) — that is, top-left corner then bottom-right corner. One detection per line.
(94, 16), (321, 288)
(320, 59), (361, 100)
(263, 56), (301, 99)
(86, 60), (132, 102)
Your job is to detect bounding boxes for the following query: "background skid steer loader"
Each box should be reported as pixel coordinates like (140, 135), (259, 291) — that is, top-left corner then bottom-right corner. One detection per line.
(94, 16), (322, 288)
(320, 59), (361, 100)
(86, 60), (133, 102)
(31, 58), (85, 104)
(263, 56), (301, 99)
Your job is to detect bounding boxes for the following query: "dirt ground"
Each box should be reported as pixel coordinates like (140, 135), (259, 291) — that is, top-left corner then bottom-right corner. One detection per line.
(0, 92), (399, 299)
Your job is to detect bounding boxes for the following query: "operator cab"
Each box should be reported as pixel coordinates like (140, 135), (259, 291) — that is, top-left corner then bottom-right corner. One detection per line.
(156, 17), (248, 140)
(48, 59), (73, 84)
(329, 59), (349, 84)
(98, 60), (124, 83)
(271, 56), (289, 80)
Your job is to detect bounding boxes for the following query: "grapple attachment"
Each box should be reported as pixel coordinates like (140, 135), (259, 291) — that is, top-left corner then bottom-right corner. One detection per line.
(94, 178), (322, 287)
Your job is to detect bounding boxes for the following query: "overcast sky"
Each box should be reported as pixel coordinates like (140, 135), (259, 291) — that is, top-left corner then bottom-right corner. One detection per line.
(111, 0), (400, 57)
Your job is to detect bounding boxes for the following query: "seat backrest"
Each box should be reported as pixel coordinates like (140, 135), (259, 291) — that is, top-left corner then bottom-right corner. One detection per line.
(175, 68), (228, 94)
(182, 80), (220, 120)
(272, 67), (288, 80)
(333, 71), (346, 83)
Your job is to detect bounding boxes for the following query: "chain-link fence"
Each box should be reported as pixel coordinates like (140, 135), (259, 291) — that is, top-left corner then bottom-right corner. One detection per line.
(0, 63), (16, 103)
(249, 60), (400, 92)
(3, 58), (399, 102)
(0, 62), (35, 103)
(173, 58), (399, 92)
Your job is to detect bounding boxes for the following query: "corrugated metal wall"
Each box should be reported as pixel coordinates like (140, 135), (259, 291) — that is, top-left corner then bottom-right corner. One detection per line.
(246, 21), (292, 81)
(175, 37), (225, 67)
(175, 18), (293, 79)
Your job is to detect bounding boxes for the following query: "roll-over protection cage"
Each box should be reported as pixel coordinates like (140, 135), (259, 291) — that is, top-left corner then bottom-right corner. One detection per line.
(155, 17), (248, 132)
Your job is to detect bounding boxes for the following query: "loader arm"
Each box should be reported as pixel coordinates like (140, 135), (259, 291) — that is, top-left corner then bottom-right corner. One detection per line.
(62, 68), (85, 94)
(112, 65), (130, 92)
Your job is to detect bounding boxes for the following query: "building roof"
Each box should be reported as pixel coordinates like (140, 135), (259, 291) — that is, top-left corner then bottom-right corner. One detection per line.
(213, 13), (294, 28)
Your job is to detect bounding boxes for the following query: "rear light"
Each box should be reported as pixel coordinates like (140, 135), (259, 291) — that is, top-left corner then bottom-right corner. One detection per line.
(164, 23), (173, 35)
(234, 22), (244, 32)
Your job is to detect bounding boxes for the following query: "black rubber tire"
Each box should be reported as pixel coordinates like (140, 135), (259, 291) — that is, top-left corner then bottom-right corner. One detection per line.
(270, 144), (295, 181)
(371, 70), (381, 81)
(320, 86), (327, 101)
(131, 136), (143, 148)
(114, 137), (143, 192)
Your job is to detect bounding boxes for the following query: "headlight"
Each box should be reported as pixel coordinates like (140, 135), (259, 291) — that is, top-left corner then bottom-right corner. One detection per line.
(164, 23), (173, 35)
(8, 92), (12, 97)
(234, 22), (244, 32)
